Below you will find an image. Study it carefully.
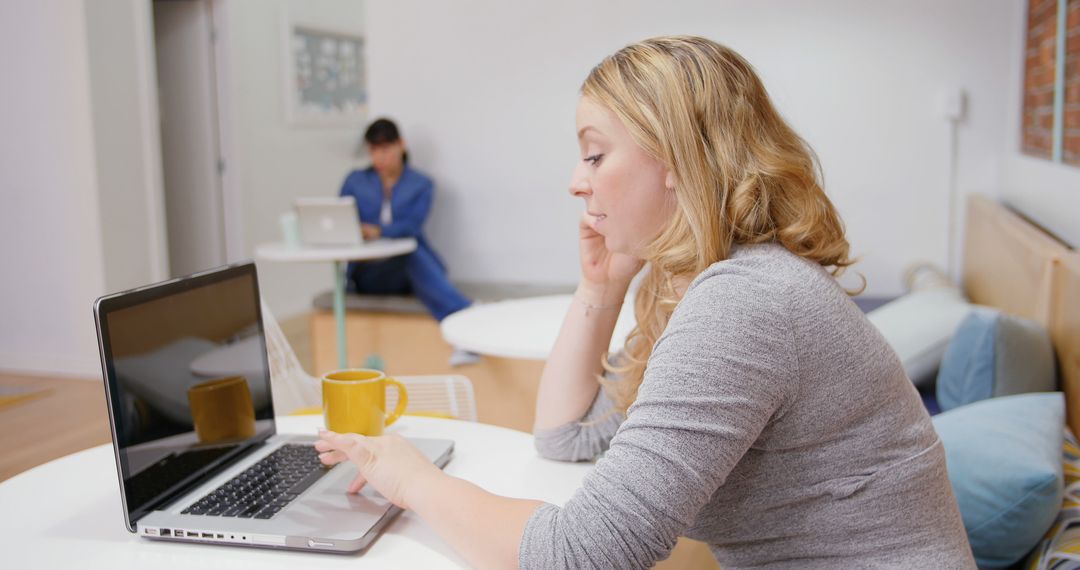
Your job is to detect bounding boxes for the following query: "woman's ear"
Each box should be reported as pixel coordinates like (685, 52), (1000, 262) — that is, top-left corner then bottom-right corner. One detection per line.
(664, 170), (676, 191)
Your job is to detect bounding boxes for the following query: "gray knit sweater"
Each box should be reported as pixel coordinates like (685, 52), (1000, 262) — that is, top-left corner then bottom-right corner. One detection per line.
(522, 243), (974, 569)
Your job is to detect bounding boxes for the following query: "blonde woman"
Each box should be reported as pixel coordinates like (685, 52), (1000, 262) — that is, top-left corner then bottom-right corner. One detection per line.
(316, 36), (975, 568)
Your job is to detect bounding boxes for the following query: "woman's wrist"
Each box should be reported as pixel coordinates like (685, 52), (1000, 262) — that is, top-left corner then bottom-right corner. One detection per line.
(403, 466), (449, 512)
(575, 281), (629, 309)
(574, 294), (622, 312)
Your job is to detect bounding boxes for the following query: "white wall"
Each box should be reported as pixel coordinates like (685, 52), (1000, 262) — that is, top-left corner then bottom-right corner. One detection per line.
(999, 0), (1080, 247)
(219, 0), (1024, 313)
(365, 0), (1016, 296)
(0, 0), (108, 377)
(221, 0), (368, 318)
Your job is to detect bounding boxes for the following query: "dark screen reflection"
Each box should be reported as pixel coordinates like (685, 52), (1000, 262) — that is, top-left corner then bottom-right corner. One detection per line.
(103, 271), (274, 519)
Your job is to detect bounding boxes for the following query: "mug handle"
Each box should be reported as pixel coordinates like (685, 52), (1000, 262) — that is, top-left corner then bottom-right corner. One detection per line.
(384, 377), (408, 427)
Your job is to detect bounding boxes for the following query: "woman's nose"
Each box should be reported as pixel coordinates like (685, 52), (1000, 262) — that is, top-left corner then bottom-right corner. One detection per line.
(568, 163), (590, 198)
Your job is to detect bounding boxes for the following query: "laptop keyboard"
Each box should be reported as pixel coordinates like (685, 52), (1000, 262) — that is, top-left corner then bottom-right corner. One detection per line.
(181, 444), (328, 520)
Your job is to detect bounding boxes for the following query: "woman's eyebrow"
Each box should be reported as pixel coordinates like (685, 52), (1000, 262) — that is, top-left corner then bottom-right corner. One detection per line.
(577, 125), (600, 140)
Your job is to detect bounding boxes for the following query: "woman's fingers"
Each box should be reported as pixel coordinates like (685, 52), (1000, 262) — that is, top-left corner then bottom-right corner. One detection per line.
(315, 435), (345, 465)
(329, 432), (366, 460)
(317, 430), (373, 465)
(318, 450), (347, 465)
(347, 473), (368, 494)
(579, 211), (601, 235)
(312, 430), (382, 497)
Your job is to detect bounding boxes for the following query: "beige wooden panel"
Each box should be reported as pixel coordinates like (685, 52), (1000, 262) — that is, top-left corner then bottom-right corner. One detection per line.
(962, 195), (1069, 327)
(1053, 253), (1080, 438)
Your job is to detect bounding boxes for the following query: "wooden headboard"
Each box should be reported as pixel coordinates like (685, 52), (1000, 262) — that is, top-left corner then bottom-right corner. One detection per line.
(962, 195), (1078, 434)
(1052, 254), (1080, 436)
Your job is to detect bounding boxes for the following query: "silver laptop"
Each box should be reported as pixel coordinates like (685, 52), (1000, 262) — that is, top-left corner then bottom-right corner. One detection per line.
(93, 261), (453, 553)
(296, 196), (363, 246)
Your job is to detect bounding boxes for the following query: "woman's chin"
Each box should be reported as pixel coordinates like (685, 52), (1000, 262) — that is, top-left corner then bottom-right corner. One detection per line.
(603, 235), (635, 257)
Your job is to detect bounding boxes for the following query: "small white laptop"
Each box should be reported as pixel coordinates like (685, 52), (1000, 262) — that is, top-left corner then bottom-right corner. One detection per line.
(93, 261), (453, 553)
(295, 196), (363, 246)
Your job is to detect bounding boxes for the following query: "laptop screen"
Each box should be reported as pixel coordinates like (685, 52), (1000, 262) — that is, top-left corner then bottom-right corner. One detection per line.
(95, 262), (276, 530)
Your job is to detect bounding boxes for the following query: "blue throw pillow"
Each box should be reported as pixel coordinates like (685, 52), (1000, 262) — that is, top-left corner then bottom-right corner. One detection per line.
(933, 392), (1064, 569)
(936, 308), (1057, 412)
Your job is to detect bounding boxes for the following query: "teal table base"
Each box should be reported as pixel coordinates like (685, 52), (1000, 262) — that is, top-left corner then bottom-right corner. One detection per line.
(334, 261), (348, 369)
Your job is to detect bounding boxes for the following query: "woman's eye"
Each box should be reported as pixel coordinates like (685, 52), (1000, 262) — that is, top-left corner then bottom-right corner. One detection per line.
(584, 154), (604, 166)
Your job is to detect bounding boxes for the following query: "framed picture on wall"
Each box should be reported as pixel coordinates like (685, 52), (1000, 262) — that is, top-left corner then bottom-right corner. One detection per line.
(283, 21), (368, 126)
(1021, 0), (1079, 167)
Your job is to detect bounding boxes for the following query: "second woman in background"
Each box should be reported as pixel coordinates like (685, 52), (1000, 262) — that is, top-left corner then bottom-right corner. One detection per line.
(340, 118), (471, 320)
(340, 118), (476, 364)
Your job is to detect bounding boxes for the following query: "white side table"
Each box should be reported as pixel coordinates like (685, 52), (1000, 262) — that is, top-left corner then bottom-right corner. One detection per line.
(256, 239), (417, 369)
(440, 294), (636, 360)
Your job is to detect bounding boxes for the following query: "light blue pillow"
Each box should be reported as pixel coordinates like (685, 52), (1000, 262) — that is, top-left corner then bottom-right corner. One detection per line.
(936, 307), (1057, 412)
(933, 392), (1064, 569)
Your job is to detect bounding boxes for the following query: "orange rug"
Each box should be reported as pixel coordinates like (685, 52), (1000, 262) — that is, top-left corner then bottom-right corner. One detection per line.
(0, 386), (51, 411)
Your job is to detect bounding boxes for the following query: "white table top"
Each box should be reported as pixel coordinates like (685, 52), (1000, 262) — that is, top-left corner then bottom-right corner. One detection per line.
(0, 416), (591, 569)
(440, 294), (637, 360)
(255, 238), (417, 263)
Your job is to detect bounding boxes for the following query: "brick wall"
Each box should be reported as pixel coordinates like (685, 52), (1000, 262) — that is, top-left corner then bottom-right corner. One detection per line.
(1066, 0), (1079, 165)
(1024, 0), (1080, 165)
(1024, 0), (1059, 158)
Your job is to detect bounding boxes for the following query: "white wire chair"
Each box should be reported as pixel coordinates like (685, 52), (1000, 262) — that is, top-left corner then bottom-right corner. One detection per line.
(386, 375), (477, 422)
(261, 302), (477, 422)
(262, 301), (321, 414)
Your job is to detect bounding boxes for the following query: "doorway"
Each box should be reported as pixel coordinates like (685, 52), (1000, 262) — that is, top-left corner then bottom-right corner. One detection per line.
(152, 0), (229, 277)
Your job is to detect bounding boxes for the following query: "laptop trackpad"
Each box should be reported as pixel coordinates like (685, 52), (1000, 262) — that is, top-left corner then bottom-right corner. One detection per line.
(276, 464), (393, 528)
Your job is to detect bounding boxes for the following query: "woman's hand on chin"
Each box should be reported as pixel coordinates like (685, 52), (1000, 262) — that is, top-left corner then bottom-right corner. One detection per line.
(578, 212), (642, 303)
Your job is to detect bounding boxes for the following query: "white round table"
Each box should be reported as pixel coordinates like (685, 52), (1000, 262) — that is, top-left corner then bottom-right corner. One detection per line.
(256, 239), (417, 369)
(440, 294), (637, 359)
(0, 416), (591, 569)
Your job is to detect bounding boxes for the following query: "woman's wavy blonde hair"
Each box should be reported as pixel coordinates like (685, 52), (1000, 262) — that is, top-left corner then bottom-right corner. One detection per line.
(583, 36), (859, 414)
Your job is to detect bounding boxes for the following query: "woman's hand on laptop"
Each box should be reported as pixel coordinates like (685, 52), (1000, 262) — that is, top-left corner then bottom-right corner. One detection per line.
(360, 223), (382, 240)
(314, 430), (441, 510)
(318, 429), (544, 570)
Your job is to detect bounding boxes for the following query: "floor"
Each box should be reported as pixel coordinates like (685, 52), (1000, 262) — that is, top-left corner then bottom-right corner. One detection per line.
(0, 372), (111, 482)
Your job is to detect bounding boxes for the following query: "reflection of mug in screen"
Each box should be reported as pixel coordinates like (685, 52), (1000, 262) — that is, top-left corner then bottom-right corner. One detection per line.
(187, 376), (256, 444)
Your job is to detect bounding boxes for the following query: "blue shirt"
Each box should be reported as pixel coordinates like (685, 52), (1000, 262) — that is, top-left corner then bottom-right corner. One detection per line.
(339, 166), (444, 270)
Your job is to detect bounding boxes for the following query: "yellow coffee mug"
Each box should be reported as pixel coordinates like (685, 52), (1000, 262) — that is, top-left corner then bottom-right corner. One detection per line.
(322, 369), (408, 436)
(188, 375), (256, 444)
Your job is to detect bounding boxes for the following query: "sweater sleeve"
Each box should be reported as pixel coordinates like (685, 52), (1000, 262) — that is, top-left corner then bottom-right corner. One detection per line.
(339, 171), (366, 201)
(533, 388), (623, 462)
(519, 273), (798, 569)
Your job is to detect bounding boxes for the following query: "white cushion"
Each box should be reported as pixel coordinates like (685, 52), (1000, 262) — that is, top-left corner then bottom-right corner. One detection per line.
(867, 287), (974, 387)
